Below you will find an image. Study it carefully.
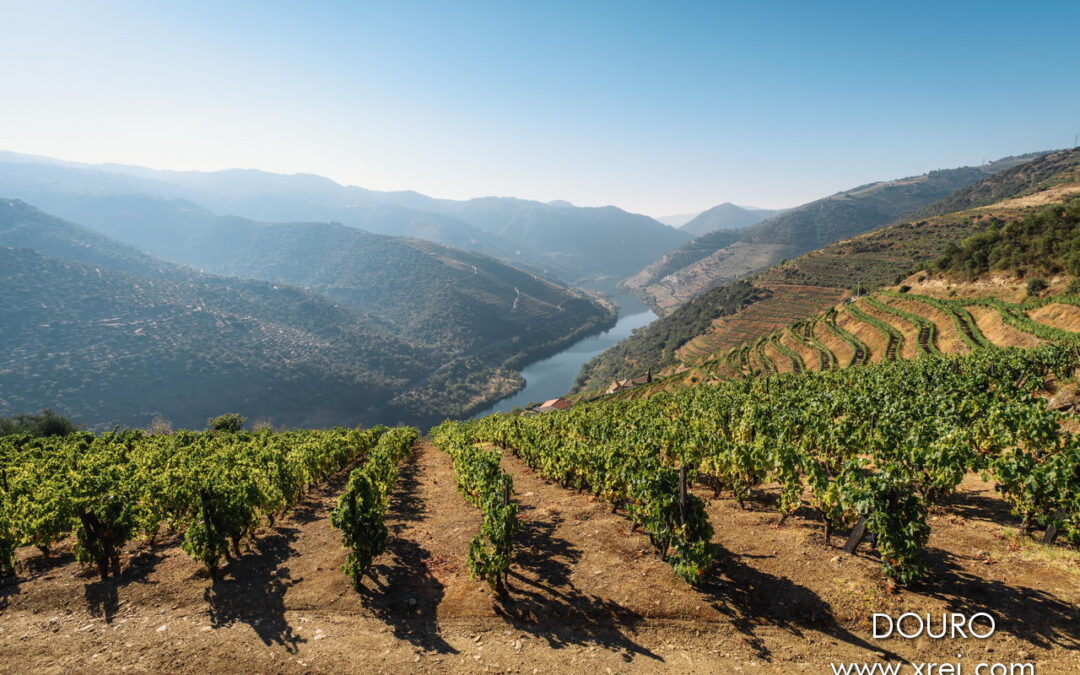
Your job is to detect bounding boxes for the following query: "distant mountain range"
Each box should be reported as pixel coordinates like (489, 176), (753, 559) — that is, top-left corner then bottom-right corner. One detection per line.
(656, 204), (784, 230)
(679, 203), (786, 236)
(0, 151), (690, 292)
(0, 198), (615, 429)
(623, 153), (1045, 314)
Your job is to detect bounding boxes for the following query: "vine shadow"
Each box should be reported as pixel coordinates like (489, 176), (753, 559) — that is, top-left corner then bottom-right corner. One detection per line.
(914, 547), (1080, 650)
(695, 544), (903, 663)
(493, 504), (661, 664)
(359, 451), (457, 654)
(203, 525), (304, 653)
(83, 545), (165, 622)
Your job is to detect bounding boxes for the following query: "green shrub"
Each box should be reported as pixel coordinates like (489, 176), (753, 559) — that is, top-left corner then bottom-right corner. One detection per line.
(208, 413), (246, 433)
(0, 409), (77, 437)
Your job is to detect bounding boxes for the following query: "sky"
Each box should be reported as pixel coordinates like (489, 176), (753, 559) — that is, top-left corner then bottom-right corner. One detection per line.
(1, 1), (1079, 217)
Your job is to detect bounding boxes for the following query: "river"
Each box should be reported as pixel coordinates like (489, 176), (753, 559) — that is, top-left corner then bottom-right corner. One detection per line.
(472, 294), (658, 417)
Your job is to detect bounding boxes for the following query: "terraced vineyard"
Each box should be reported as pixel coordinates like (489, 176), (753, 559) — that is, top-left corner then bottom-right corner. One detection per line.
(699, 287), (1080, 379)
(675, 284), (847, 364)
(605, 150), (1080, 382)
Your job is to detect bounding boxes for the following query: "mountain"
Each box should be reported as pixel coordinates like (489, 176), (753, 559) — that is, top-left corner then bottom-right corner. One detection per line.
(5, 194), (615, 355)
(0, 245), (435, 430)
(429, 197), (691, 288)
(0, 151), (691, 292)
(0, 199), (615, 428)
(575, 148), (1080, 391)
(624, 153), (1045, 314)
(682, 192), (1080, 383)
(0, 200), (431, 429)
(0, 197), (183, 279)
(678, 202), (782, 236)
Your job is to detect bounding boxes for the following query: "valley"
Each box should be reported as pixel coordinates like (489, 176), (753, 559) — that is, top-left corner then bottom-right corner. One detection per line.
(5, 4), (1080, 673)
(577, 148), (1080, 392)
(472, 294), (656, 417)
(5, 150), (1080, 675)
(0, 195), (620, 430)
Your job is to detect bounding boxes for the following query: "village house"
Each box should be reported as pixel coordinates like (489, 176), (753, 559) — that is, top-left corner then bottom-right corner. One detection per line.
(536, 397), (572, 412)
(606, 370), (652, 395)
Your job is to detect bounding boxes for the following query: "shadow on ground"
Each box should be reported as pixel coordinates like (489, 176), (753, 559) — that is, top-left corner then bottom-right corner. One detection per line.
(360, 449), (457, 654)
(494, 502), (662, 663)
(84, 545), (166, 623)
(695, 544), (903, 663)
(916, 547), (1080, 651)
(203, 525), (305, 652)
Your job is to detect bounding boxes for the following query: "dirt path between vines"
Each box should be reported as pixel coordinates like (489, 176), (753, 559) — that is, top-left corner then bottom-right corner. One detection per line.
(1, 442), (1079, 673)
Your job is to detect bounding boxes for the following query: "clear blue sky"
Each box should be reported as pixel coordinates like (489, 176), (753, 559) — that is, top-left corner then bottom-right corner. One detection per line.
(2, 1), (1078, 216)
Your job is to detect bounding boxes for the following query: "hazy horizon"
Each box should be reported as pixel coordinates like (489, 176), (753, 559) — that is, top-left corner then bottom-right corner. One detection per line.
(2, 2), (1078, 216)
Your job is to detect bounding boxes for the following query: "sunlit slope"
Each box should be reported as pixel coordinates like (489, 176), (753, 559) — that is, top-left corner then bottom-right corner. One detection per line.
(576, 148), (1080, 391)
(623, 152), (1044, 313)
(598, 195), (1080, 400)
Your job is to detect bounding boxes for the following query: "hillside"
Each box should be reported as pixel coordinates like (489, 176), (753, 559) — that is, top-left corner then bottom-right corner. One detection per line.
(3, 195), (615, 359)
(0, 198), (184, 279)
(3, 432), (1079, 673)
(624, 153), (1044, 314)
(0, 246), (431, 430)
(0, 200), (615, 428)
(679, 202), (781, 236)
(432, 197), (691, 288)
(596, 193), (1080, 400)
(0, 152), (691, 292)
(576, 148), (1080, 391)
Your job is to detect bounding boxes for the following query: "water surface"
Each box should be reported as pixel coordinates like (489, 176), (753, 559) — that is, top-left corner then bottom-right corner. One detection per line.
(472, 296), (657, 416)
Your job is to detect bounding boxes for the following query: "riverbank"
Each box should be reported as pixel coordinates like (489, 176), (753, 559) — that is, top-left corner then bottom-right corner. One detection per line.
(471, 294), (657, 417)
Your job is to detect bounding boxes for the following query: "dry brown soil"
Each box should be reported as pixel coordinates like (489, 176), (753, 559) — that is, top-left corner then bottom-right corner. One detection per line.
(1, 442), (1078, 674)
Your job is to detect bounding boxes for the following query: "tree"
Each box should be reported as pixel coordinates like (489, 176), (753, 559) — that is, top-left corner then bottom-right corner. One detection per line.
(207, 413), (246, 433)
(0, 409), (77, 437)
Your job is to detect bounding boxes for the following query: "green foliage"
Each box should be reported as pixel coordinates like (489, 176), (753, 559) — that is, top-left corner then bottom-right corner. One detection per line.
(331, 427), (418, 588)
(935, 198), (1080, 278)
(431, 423), (519, 589)
(207, 413), (246, 433)
(0, 426), (384, 579)
(961, 296), (1080, 345)
(864, 297), (939, 356)
(770, 332), (805, 372)
(0, 409), (78, 438)
(445, 413), (715, 585)
(880, 291), (993, 350)
(846, 303), (904, 361)
(1027, 278), (1048, 296)
(473, 344), (1080, 585)
(821, 309), (869, 366)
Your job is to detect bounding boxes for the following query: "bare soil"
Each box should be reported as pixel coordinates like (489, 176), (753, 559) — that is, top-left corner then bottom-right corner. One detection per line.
(1029, 303), (1080, 332)
(882, 296), (971, 355)
(1, 443), (1078, 674)
(837, 306), (889, 364)
(967, 306), (1044, 349)
(813, 320), (856, 367)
